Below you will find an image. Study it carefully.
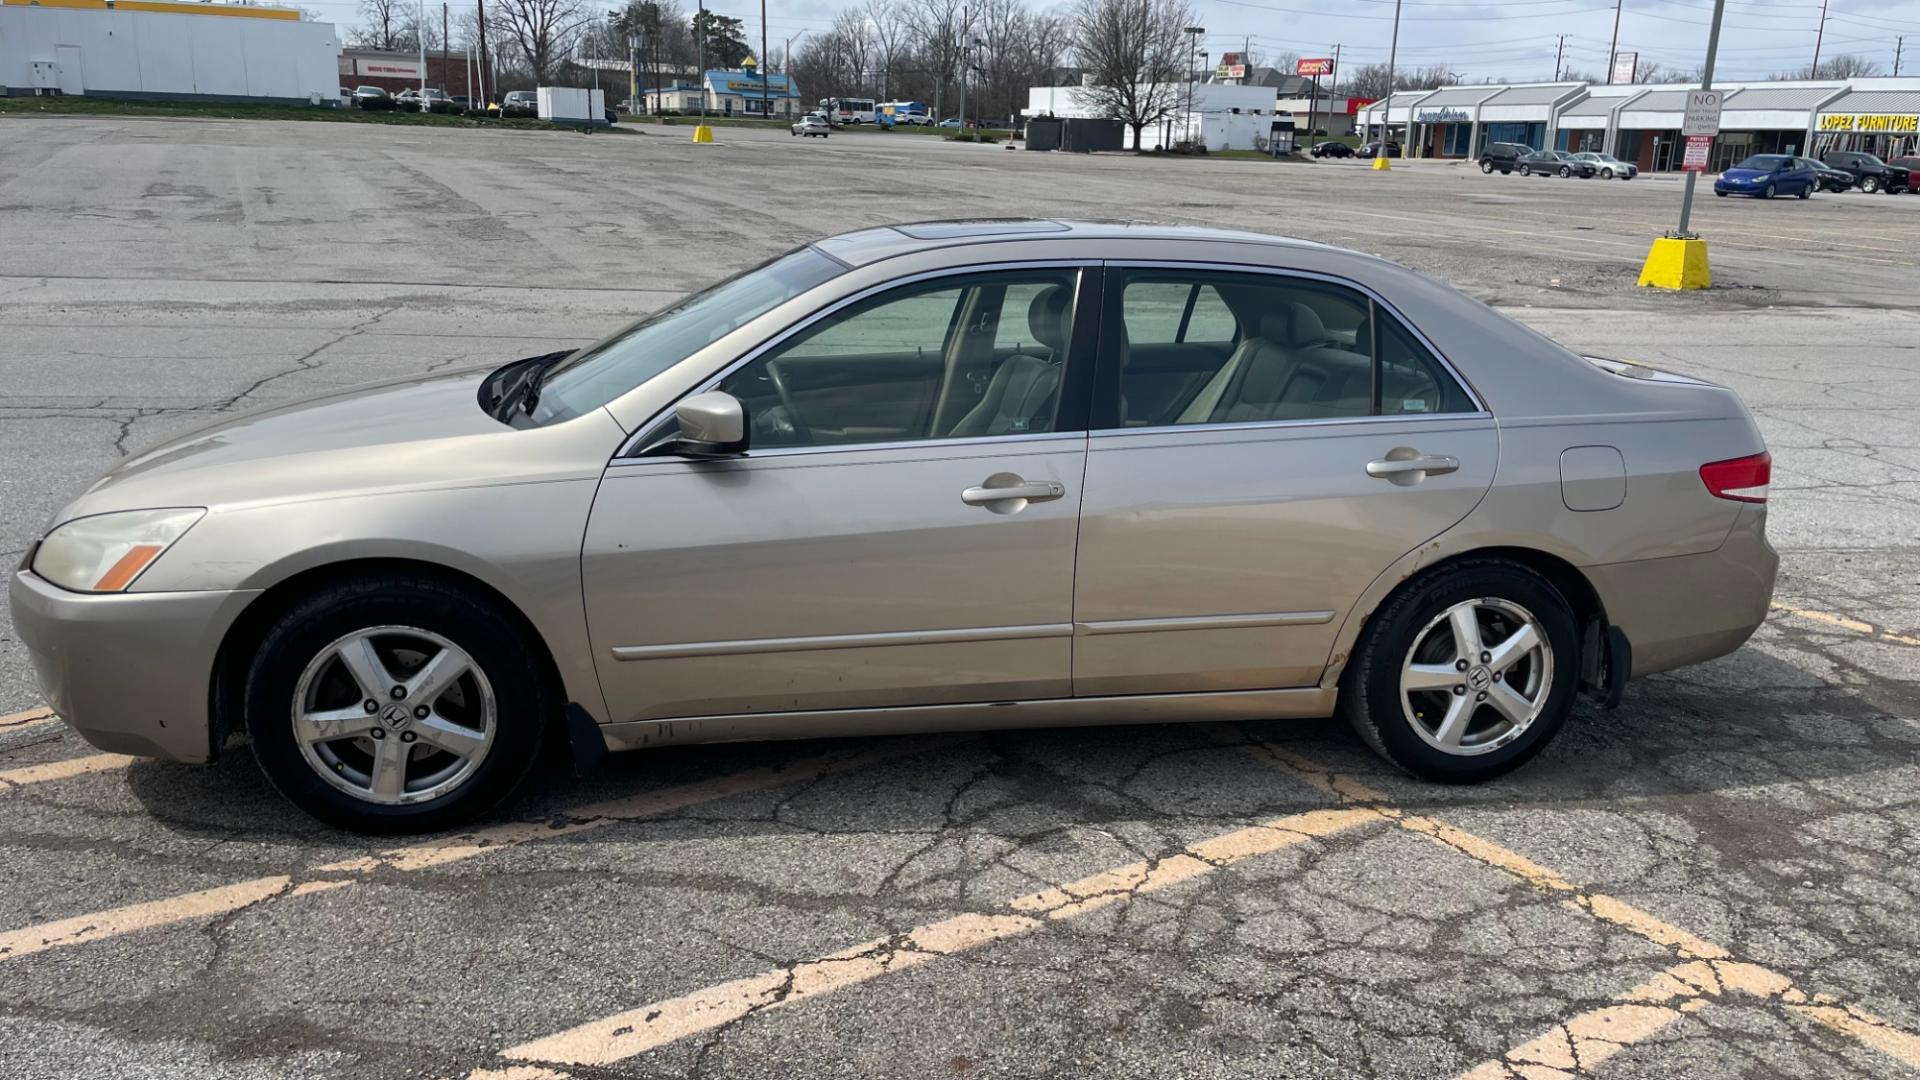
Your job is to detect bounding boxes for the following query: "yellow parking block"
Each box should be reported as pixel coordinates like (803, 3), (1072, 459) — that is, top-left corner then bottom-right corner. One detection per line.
(691, 125), (714, 144)
(1638, 236), (1711, 290)
(1372, 155), (1392, 171)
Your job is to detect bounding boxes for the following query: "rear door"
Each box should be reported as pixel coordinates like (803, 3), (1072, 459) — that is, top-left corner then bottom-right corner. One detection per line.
(1070, 264), (1498, 696)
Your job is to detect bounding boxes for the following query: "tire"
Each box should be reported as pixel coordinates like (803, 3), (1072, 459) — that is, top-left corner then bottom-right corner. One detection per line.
(1341, 560), (1579, 784)
(1602, 168), (1614, 179)
(1559, 166), (1571, 178)
(1861, 176), (1880, 194)
(1480, 160), (1494, 174)
(1519, 164), (1532, 176)
(1797, 185), (1811, 199)
(244, 573), (554, 833)
(1762, 184), (1775, 199)
(1716, 190), (1728, 196)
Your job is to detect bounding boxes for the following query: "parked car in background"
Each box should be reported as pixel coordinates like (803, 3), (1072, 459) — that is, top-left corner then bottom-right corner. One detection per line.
(501, 90), (538, 117)
(1820, 150), (1909, 194)
(1714, 154), (1817, 199)
(937, 118), (962, 128)
(792, 113), (832, 138)
(1571, 152), (1637, 179)
(351, 86), (390, 105)
(1312, 141), (1355, 158)
(1518, 150), (1596, 178)
(1889, 156), (1920, 192)
(9, 220), (1777, 831)
(1801, 157), (1856, 193)
(1478, 142), (1532, 174)
(1357, 140), (1401, 158)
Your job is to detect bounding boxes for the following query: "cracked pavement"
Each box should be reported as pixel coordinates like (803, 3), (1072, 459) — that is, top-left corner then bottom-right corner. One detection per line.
(1, 117), (1917, 1079)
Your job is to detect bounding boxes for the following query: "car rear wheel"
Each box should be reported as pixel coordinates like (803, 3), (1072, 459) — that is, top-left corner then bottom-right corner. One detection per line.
(244, 574), (554, 833)
(1797, 185), (1811, 199)
(1862, 176), (1881, 193)
(1519, 164), (1532, 176)
(1558, 165), (1571, 178)
(1342, 560), (1578, 783)
(1601, 167), (1614, 179)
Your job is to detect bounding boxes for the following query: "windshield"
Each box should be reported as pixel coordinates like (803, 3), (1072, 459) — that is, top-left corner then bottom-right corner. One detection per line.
(525, 246), (845, 425)
(1735, 155), (1790, 170)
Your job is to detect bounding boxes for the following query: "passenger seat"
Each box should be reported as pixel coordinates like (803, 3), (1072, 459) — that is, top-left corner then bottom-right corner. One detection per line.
(949, 286), (1072, 437)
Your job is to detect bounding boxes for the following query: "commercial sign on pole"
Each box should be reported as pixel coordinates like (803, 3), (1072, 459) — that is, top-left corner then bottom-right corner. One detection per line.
(1608, 51), (1637, 85)
(1296, 58), (1335, 77)
(1680, 134), (1713, 172)
(1681, 90), (1723, 137)
(1216, 51), (1247, 80)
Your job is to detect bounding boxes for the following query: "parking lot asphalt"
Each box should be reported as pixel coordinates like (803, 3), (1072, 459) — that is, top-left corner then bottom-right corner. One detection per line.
(1, 116), (1917, 1080)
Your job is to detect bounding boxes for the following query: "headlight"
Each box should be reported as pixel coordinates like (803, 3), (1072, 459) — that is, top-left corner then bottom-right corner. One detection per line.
(31, 508), (205, 593)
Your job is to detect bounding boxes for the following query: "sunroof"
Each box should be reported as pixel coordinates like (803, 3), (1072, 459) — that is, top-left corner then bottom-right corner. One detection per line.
(892, 220), (1071, 240)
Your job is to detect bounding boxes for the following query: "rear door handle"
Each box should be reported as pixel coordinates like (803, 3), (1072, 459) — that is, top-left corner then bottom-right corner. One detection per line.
(961, 478), (1065, 507)
(1366, 454), (1461, 481)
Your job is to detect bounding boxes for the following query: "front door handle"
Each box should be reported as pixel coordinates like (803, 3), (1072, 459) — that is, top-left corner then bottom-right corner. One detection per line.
(1366, 453), (1461, 485)
(961, 474), (1065, 512)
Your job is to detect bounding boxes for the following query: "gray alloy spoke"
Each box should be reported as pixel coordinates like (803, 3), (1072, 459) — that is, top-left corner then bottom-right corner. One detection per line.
(405, 646), (470, 708)
(1485, 680), (1537, 727)
(413, 712), (487, 757)
(1405, 663), (1462, 692)
(1486, 622), (1541, 674)
(1449, 605), (1485, 663)
(298, 706), (380, 745)
(369, 733), (411, 798)
(336, 635), (397, 700)
(1431, 695), (1473, 748)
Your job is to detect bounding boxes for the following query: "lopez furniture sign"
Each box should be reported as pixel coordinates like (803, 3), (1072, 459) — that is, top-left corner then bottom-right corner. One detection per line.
(1415, 108), (1470, 123)
(1818, 113), (1920, 132)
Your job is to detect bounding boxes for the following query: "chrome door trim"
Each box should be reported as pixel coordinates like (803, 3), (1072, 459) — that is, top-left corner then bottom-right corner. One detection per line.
(1074, 611), (1336, 636)
(1098, 258), (1489, 415)
(606, 430), (1087, 469)
(615, 259), (1100, 459)
(599, 686), (1339, 750)
(611, 622), (1074, 661)
(1089, 412), (1493, 443)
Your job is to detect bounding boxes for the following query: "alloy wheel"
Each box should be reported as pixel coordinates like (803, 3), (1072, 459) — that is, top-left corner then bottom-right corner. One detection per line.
(1399, 598), (1553, 756)
(291, 626), (497, 805)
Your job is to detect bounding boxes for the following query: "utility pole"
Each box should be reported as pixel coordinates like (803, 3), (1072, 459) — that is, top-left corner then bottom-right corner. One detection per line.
(760, 0), (769, 120)
(475, 0), (489, 107)
(1606, 0), (1624, 82)
(695, 0), (707, 122)
(1184, 25), (1204, 146)
(1897, 36), (1906, 76)
(416, 0), (426, 108)
(1378, 0), (1402, 166)
(440, 2), (448, 97)
(1555, 35), (1566, 81)
(1812, 0), (1830, 76)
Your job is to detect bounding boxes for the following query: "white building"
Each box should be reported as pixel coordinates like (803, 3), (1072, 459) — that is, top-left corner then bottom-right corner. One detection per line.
(1, 0), (339, 104)
(1023, 81), (1281, 151)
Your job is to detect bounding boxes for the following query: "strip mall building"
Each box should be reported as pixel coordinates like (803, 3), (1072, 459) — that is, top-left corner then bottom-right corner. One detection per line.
(1359, 77), (1919, 170)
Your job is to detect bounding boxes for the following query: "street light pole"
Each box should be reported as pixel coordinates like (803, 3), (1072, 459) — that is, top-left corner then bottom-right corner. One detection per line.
(696, 0), (707, 122)
(1377, 0), (1402, 166)
(1675, 0), (1726, 238)
(1184, 25), (1204, 147)
(1606, 0), (1624, 83)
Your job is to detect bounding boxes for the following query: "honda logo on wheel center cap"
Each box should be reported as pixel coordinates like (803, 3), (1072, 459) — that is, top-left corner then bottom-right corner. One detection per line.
(1467, 666), (1493, 691)
(380, 703), (412, 729)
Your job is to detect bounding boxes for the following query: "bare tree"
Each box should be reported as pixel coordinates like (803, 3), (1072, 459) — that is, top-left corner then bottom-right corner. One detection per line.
(913, 0), (973, 121)
(1773, 53), (1882, 79)
(1070, 0), (1194, 149)
(352, 0), (406, 50)
(493, 0), (592, 83)
(864, 0), (909, 100)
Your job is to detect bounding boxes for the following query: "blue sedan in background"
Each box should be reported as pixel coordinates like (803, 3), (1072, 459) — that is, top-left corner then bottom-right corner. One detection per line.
(1714, 154), (1817, 199)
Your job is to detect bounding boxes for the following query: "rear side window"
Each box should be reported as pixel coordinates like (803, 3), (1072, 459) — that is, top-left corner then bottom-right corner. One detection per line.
(1107, 268), (1476, 428)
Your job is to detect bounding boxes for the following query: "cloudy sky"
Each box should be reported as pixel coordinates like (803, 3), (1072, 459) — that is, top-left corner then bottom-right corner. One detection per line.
(705, 0), (1920, 84)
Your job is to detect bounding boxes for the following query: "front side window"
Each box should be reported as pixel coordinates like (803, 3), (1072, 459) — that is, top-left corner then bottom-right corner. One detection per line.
(1109, 268), (1473, 428)
(527, 247), (844, 425)
(717, 269), (1081, 449)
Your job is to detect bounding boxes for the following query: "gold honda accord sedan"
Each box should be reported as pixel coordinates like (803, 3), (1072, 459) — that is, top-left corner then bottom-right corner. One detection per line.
(10, 221), (1777, 832)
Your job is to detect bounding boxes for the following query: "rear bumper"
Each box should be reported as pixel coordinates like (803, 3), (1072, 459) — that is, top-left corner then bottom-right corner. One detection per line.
(8, 569), (258, 763)
(1585, 504), (1777, 678)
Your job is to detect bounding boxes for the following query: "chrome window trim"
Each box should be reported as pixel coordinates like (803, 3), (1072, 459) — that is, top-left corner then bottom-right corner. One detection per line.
(1098, 258), (1489, 417)
(1089, 411), (1494, 443)
(606, 430), (1088, 469)
(615, 259), (1099, 459)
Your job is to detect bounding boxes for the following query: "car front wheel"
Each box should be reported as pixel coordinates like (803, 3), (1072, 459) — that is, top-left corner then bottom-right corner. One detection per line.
(244, 573), (554, 833)
(1763, 183), (1776, 199)
(1601, 168), (1614, 179)
(1519, 164), (1531, 176)
(1862, 176), (1880, 193)
(1480, 160), (1494, 173)
(1342, 561), (1578, 783)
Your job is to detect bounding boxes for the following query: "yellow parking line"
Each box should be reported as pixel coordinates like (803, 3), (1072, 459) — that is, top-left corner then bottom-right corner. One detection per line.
(495, 807), (1380, 1070)
(0, 707), (56, 729)
(1771, 601), (1920, 647)
(1244, 740), (1920, 1074)
(0, 738), (954, 963)
(0, 753), (132, 789)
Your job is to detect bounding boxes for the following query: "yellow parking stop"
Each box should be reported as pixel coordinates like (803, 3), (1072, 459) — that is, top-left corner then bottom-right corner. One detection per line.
(1638, 237), (1711, 290)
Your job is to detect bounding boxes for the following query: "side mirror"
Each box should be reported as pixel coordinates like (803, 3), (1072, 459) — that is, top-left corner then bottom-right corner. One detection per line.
(669, 390), (749, 457)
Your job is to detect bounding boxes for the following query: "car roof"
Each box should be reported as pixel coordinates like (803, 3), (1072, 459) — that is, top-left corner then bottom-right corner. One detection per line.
(813, 219), (1327, 267)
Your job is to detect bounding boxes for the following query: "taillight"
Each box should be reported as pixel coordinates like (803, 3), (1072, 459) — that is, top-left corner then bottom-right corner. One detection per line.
(1701, 452), (1771, 503)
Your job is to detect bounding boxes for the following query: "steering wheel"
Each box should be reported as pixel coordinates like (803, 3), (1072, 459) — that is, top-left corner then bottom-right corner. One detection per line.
(761, 358), (814, 444)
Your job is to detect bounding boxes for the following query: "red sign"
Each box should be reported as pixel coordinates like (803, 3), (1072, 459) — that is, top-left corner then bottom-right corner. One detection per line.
(1345, 97), (1376, 115)
(1297, 58), (1335, 77)
(1681, 135), (1712, 173)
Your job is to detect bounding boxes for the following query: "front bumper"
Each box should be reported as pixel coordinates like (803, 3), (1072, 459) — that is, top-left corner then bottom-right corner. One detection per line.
(8, 569), (259, 763)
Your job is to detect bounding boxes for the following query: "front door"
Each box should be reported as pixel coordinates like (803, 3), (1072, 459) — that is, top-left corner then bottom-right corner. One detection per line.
(1071, 265), (1498, 696)
(583, 266), (1096, 724)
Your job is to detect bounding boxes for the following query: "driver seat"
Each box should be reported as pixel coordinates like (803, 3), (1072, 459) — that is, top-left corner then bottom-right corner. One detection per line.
(948, 286), (1071, 437)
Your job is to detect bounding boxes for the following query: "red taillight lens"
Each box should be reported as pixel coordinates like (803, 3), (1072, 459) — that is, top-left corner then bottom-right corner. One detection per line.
(1701, 452), (1771, 503)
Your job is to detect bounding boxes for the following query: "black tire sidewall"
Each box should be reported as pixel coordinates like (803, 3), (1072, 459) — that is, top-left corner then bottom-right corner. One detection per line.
(1343, 562), (1579, 783)
(244, 577), (552, 833)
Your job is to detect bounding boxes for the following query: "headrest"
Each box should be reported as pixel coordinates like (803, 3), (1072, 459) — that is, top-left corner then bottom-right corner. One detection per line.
(1263, 302), (1328, 348)
(1027, 285), (1071, 354)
